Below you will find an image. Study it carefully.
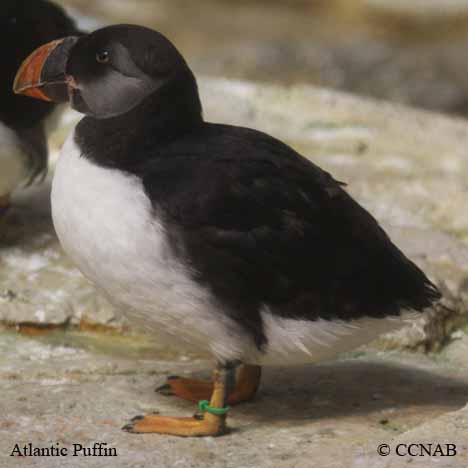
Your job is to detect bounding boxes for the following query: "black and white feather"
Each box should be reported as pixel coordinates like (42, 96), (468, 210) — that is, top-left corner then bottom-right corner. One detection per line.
(46, 25), (440, 364)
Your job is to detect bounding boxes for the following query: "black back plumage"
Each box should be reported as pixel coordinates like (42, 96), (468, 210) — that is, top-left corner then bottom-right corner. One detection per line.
(151, 126), (440, 347)
(73, 26), (441, 349)
(1, 0), (80, 182)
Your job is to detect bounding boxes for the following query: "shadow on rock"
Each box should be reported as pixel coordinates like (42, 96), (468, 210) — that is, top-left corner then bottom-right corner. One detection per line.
(247, 359), (467, 423)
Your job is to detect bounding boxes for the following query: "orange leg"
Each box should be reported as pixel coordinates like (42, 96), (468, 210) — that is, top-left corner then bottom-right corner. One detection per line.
(123, 365), (230, 437)
(156, 364), (261, 405)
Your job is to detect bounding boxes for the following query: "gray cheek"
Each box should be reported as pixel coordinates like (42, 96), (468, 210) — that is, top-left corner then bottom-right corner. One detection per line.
(78, 71), (158, 119)
(70, 88), (93, 116)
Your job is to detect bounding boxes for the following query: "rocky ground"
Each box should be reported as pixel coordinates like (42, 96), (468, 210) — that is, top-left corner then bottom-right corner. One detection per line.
(2, 78), (468, 467)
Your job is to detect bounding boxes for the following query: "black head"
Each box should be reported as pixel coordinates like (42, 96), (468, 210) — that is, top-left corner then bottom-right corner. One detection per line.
(66, 25), (193, 118)
(15, 24), (202, 121)
(1, 0), (80, 128)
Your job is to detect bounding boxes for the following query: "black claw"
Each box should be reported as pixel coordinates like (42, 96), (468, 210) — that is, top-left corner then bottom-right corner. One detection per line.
(166, 375), (179, 381)
(193, 411), (204, 421)
(155, 383), (174, 396)
(122, 423), (134, 432)
(131, 415), (144, 422)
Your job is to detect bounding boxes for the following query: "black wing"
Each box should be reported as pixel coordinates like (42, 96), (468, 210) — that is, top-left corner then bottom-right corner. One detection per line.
(142, 124), (440, 346)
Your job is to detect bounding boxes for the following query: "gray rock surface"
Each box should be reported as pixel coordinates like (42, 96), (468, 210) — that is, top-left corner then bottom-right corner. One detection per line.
(1, 330), (468, 468)
(2, 79), (468, 467)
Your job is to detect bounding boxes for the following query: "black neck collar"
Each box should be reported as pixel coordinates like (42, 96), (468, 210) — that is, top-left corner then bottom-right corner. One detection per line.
(75, 69), (203, 172)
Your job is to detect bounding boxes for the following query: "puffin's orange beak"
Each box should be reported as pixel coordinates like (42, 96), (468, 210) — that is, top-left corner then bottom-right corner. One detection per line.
(13, 36), (79, 103)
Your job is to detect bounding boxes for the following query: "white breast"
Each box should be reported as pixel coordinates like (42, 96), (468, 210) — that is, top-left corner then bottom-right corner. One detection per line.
(0, 123), (28, 197)
(51, 132), (256, 363)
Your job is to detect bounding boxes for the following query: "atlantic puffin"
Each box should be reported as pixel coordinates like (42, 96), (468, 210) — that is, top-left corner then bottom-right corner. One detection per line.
(0, 0), (80, 214)
(14, 24), (441, 437)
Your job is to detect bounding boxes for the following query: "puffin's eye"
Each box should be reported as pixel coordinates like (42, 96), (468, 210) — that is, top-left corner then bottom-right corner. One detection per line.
(96, 50), (110, 64)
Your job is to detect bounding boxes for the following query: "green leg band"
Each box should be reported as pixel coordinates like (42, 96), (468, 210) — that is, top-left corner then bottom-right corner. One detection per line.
(198, 400), (231, 416)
